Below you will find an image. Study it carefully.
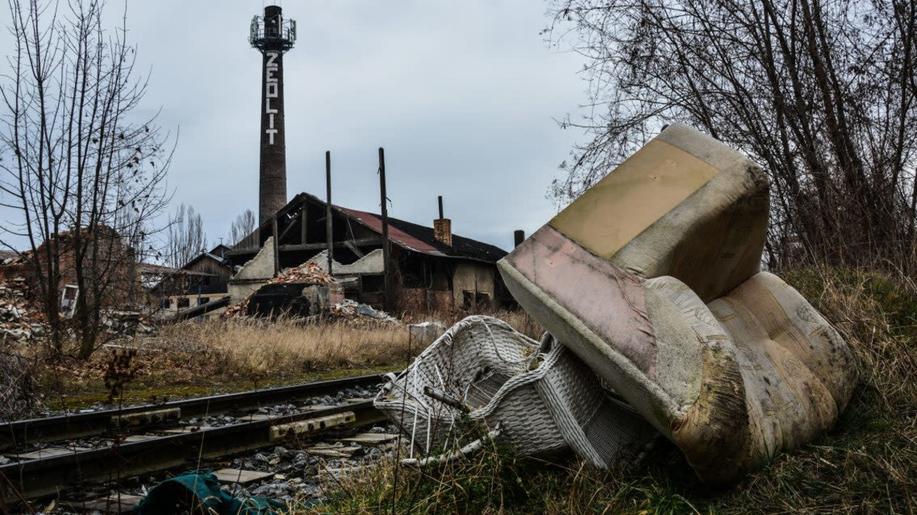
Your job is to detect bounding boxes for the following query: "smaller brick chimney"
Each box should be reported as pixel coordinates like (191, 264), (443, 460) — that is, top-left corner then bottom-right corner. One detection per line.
(433, 195), (452, 247)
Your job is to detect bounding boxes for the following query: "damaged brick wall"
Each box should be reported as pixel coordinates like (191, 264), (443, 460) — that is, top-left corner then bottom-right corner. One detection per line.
(396, 287), (454, 314)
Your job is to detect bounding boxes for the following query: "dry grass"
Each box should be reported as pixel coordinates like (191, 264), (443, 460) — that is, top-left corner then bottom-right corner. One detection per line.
(160, 310), (541, 379)
(159, 318), (414, 377)
(310, 267), (917, 514)
(31, 310), (539, 409)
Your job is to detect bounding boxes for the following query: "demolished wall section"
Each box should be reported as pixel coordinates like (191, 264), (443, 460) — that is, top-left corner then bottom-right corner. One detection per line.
(228, 236), (275, 303)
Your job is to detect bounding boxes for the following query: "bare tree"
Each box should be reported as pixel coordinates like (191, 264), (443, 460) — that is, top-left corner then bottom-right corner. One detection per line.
(228, 208), (255, 245)
(547, 0), (917, 271)
(0, 0), (172, 357)
(165, 203), (206, 269)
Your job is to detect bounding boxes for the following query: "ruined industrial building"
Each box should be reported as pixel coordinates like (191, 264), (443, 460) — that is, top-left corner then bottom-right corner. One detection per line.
(224, 193), (510, 314)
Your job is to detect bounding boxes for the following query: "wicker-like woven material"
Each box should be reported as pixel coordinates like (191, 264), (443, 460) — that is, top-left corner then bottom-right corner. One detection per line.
(374, 316), (654, 467)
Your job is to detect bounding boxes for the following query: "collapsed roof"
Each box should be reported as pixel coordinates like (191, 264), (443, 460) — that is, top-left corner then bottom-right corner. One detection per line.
(228, 192), (507, 264)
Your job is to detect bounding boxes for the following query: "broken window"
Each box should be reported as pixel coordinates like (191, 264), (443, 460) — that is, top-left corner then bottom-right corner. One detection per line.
(462, 290), (474, 310)
(461, 291), (492, 310)
(177, 297), (190, 309)
(60, 285), (79, 316)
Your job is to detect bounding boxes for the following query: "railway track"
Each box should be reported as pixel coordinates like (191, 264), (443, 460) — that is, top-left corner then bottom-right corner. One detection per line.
(0, 374), (391, 506)
(0, 373), (384, 451)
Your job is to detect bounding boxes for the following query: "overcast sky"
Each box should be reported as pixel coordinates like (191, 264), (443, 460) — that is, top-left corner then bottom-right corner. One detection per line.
(1, 1), (589, 253)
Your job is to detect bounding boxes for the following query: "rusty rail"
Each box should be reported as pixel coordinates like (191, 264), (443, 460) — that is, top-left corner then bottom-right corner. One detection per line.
(0, 373), (384, 451)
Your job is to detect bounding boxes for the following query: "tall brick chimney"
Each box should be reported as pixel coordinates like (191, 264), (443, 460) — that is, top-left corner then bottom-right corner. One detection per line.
(433, 195), (452, 247)
(250, 6), (296, 225)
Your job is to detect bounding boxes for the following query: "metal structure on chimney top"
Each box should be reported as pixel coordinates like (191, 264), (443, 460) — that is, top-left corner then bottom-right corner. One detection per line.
(250, 5), (297, 225)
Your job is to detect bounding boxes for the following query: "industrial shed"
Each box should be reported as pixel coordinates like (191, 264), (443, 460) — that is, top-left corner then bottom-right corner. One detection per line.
(145, 246), (234, 313)
(225, 192), (511, 313)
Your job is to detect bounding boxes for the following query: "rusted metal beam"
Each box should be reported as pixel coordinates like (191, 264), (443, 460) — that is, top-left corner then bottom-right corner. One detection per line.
(171, 296), (231, 321)
(277, 208), (301, 242)
(344, 241), (364, 258)
(272, 217), (280, 276)
(300, 205), (308, 244)
(278, 238), (381, 252)
(325, 151), (334, 275)
(378, 147), (392, 311)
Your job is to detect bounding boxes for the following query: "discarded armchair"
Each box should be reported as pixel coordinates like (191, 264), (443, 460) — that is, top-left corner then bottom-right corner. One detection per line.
(497, 123), (857, 483)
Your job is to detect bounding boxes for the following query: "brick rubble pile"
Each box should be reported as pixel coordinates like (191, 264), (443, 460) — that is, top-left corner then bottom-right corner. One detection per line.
(0, 280), (45, 344)
(273, 262), (334, 285)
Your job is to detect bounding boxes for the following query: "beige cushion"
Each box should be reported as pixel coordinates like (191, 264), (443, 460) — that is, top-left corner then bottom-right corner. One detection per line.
(646, 273), (856, 482)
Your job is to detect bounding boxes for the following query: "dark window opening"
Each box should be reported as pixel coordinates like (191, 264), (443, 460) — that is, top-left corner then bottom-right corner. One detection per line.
(462, 290), (474, 310)
(177, 297), (190, 309)
(401, 269), (425, 289)
(462, 291), (492, 310)
(333, 248), (361, 265)
(198, 297), (210, 305)
(361, 275), (385, 293)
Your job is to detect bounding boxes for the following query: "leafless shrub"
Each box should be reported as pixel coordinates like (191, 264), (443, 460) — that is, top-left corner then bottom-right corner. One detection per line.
(0, 0), (173, 357)
(547, 0), (917, 272)
(0, 350), (37, 420)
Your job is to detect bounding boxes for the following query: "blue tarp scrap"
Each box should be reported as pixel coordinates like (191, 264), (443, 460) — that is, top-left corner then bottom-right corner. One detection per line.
(136, 471), (284, 514)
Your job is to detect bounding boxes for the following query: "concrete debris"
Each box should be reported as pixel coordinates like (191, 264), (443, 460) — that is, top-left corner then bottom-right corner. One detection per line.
(341, 432), (399, 445)
(217, 424), (396, 504)
(0, 282), (152, 344)
(329, 299), (398, 324)
(0, 256), (21, 266)
(408, 321), (446, 347)
(0, 281), (44, 344)
(213, 468), (274, 485)
(102, 311), (156, 337)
